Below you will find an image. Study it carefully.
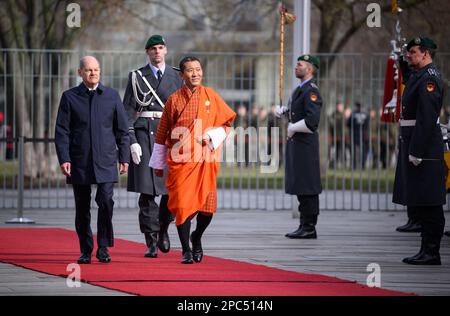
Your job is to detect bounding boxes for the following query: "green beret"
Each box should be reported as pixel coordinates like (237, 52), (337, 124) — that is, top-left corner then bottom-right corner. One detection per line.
(298, 54), (320, 70)
(145, 35), (166, 49)
(406, 37), (437, 51)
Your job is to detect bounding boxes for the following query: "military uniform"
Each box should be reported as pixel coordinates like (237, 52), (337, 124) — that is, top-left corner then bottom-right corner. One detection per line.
(284, 54), (323, 239)
(392, 37), (445, 265)
(123, 35), (183, 257)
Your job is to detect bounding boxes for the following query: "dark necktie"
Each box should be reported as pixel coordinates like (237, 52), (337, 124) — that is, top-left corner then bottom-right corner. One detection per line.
(157, 69), (162, 82)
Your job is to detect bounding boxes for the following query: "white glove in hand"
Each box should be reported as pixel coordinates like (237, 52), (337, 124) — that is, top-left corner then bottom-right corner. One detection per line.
(408, 154), (422, 166)
(287, 123), (295, 138)
(287, 120), (313, 138)
(275, 105), (288, 118)
(130, 143), (142, 165)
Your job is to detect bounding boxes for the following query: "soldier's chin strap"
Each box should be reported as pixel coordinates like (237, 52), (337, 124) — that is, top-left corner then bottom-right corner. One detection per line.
(131, 70), (165, 108)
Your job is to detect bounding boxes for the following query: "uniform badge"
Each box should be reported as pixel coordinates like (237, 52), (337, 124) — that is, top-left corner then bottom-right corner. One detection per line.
(304, 55), (309, 61)
(414, 37), (421, 44)
(426, 82), (435, 92)
(310, 93), (318, 102)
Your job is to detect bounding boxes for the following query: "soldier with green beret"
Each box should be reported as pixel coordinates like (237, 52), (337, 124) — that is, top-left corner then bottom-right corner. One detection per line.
(276, 54), (323, 239)
(392, 37), (445, 265)
(123, 34), (183, 258)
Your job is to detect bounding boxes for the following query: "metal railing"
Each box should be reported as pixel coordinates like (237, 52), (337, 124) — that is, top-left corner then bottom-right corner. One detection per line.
(1, 49), (450, 211)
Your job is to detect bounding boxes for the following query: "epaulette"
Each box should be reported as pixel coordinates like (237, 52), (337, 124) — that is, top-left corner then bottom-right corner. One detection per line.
(310, 82), (319, 89)
(427, 68), (439, 76)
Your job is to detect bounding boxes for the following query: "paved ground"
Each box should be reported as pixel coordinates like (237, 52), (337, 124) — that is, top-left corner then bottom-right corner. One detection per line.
(0, 207), (449, 296)
(1, 188), (416, 211)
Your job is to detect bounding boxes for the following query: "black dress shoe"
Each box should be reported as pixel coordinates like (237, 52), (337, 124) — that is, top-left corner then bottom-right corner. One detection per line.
(181, 250), (193, 264)
(286, 226), (317, 239)
(190, 232), (203, 263)
(445, 231), (450, 237)
(96, 247), (111, 263)
(402, 252), (441, 265)
(396, 219), (421, 233)
(157, 230), (171, 253)
(77, 253), (91, 264)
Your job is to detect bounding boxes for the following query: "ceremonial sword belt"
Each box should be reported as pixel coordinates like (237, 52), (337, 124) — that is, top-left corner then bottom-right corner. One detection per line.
(138, 111), (162, 119)
(399, 118), (440, 127)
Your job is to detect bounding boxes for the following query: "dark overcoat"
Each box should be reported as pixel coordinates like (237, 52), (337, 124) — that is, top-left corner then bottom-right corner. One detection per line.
(285, 79), (323, 195)
(392, 63), (446, 206)
(55, 83), (130, 184)
(123, 64), (183, 195)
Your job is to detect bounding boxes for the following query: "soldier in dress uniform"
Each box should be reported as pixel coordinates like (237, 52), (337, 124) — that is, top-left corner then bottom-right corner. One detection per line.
(123, 35), (183, 258)
(275, 54), (323, 239)
(392, 37), (445, 265)
(395, 44), (424, 234)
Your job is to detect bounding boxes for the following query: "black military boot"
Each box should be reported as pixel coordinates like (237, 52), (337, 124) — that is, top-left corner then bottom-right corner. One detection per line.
(285, 215), (303, 238)
(144, 232), (158, 258)
(288, 223), (317, 239)
(286, 215), (317, 239)
(396, 219), (422, 233)
(157, 222), (171, 253)
(403, 238), (425, 262)
(403, 237), (441, 265)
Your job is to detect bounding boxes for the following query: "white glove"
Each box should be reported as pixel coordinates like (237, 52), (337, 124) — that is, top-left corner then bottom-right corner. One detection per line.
(287, 120), (313, 138)
(275, 105), (288, 118)
(408, 154), (422, 166)
(130, 143), (142, 165)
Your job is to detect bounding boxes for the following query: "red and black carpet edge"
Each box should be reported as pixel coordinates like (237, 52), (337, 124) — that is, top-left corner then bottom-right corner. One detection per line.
(0, 228), (414, 296)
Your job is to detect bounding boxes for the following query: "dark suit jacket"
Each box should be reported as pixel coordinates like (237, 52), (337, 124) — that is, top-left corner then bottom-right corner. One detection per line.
(55, 83), (130, 184)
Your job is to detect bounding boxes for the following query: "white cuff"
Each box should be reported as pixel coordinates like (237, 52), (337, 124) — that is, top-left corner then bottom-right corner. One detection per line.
(206, 127), (227, 150)
(291, 119), (313, 134)
(149, 143), (168, 169)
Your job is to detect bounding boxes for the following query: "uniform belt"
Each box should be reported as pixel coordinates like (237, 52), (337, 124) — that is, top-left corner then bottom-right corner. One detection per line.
(399, 119), (416, 127)
(399, 118), (440, 127)
(139, 111), (162, 118)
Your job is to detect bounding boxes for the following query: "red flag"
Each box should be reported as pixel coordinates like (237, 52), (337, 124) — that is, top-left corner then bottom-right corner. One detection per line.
(380, 57), (402, 123)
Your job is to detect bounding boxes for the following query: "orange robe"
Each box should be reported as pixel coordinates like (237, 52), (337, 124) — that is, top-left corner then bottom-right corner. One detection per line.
(155, 85), (236, 225)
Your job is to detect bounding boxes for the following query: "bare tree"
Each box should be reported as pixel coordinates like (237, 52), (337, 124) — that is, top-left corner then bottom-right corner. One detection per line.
(0, 0), (127, 179)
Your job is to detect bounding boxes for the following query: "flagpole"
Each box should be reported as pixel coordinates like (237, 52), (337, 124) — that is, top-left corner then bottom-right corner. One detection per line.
(279, 3), (285, 107)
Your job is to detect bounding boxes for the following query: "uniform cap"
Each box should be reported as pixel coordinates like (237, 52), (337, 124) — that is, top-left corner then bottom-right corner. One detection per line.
(406, 37), (437, 51)
(297, 54), (320, 70)
(145, 35), (166, 49)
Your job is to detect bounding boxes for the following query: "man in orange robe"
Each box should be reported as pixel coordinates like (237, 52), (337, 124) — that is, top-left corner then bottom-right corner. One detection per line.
(149, 56), (235, 264)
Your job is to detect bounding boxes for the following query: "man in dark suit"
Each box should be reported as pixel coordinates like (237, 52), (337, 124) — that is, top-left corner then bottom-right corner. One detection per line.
(123, 35), (183, 258)
(55, 56), (130, 264)
(276, 54), (323, 239)
(392, 37), (445, 265)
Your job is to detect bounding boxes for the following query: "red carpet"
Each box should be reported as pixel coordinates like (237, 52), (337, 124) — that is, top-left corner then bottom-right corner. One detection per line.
(0, 228), (413, 296)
